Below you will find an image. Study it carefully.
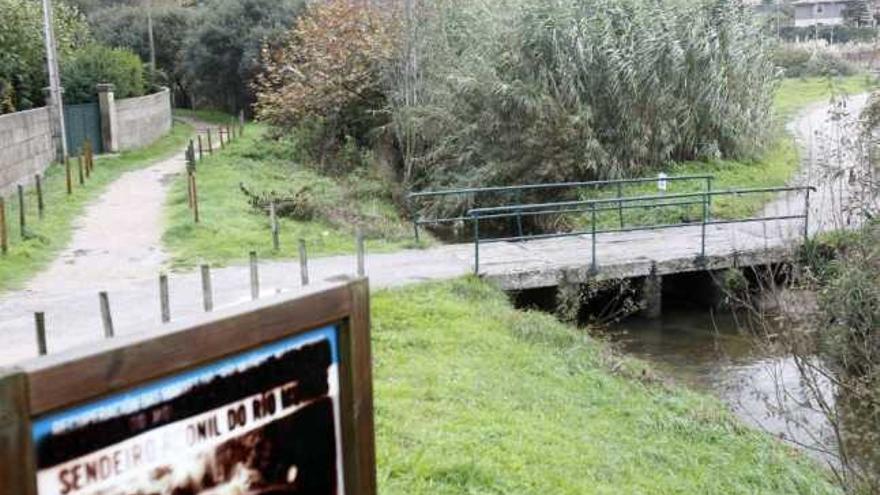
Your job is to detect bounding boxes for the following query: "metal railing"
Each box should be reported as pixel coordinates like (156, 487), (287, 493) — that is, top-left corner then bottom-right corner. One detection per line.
(466, 185), (815, 274)
(406, 175), (714, 242)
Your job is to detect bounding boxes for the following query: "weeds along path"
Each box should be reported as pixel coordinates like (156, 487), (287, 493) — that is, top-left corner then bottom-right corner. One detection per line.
(0, 98), (869, 365)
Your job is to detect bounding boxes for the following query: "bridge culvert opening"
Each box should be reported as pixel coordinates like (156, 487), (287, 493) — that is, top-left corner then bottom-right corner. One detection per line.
(510, 279), (640, 327)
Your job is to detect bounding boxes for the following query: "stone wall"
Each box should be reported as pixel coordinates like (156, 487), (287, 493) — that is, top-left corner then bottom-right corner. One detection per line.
(115, 88), (172, 151)
(0, 108), (54, 195)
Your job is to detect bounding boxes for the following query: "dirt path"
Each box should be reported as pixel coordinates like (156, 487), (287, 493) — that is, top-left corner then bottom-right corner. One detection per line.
(26, 119), (213, 292)
(782, 92), (869, 233)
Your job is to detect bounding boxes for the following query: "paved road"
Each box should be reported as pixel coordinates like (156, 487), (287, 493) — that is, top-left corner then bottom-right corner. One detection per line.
(0, 95), (868, 366)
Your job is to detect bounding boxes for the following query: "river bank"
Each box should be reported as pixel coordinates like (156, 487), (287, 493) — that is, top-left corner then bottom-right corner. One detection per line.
(372, 278), (839, 494)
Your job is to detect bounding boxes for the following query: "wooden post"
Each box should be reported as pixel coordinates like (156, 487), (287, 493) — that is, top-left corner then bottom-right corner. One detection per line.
(249, 251), (259, 300)
(35, 312), (47, 355)
(0, 196), (7, 255)
(197, 134), (203, 161)
(186, 172), (194, 209)
(17, 184), (25, 238)
(356, 227), (365, 277)
(0, 368), (38, 495)
(99, 291), (114, 338)
(84, 140), (92, 179)
(35, 175), (44, 219)
(239, 110), (245, 136)
(191, 173), (200, 223)
(270, 199), (280, 251)
(77, 156), (85, 185)
(65, 155), (72, 194)
(299, 239), (309, 286)
(207, 128), (213, 154)
(219, 128), (225, 149)
(159, 273), (170, 323)
(200, 264), (213, 312)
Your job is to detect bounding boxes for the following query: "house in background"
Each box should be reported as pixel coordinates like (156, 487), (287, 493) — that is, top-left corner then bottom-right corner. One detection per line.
(792, 0), (876, 27)
(793, 0), (848, 27)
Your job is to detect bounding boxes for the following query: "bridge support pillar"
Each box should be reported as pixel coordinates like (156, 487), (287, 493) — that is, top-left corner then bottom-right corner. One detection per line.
(640, 265), (662, 319)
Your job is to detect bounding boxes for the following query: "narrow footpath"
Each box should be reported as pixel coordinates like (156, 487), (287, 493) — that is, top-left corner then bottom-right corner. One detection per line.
(29, 118), (219, 291)
(0, 97), (868, 366)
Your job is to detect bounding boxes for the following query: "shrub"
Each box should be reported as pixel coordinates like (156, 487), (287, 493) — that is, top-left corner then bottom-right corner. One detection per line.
(806, 50), (858, 77)
(774, 45), (857, 78)
(817, 222), (880, 486)
(772, 45), (813, 78)
(61, 44), (146, 103)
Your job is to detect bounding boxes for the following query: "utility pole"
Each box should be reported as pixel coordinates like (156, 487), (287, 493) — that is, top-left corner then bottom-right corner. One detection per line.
(41, 0), (67, 160)
(147, 0), (156, 75)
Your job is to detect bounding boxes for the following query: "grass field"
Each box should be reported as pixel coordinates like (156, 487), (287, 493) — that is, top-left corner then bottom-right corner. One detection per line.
(163, 124), (418, 269)
(173, 108), (240, 126)
(0, 122), (193, 291)
(372, 278), (839, 494)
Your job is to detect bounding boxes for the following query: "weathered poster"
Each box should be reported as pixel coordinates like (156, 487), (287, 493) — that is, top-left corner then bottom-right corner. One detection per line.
(32, 325), (345, 495)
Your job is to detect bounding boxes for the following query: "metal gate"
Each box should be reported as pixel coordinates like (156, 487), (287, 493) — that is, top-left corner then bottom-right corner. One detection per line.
(64, 102), (103, 156)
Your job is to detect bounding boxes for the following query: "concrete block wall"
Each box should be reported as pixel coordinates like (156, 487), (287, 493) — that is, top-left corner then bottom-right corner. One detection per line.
(0, 108), (54, 195)
(115, 88), (172, 151)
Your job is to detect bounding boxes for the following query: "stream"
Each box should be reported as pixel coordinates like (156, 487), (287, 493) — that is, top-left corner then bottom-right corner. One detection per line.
(607, 307), (837, 463)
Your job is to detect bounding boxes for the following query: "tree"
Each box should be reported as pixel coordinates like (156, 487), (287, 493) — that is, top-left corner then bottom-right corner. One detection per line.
(254, 0), (396, 161)
(0, 0), (90, 113)
(182, 0), (305, 113)
(88, 4), (193, 104)
(60, 44), (146, 103)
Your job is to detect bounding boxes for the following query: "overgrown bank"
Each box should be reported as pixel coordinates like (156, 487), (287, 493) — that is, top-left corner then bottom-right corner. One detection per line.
(371, 278), (838, 494)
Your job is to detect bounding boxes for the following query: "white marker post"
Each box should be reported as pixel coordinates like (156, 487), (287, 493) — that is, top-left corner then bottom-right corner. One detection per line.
(657, 172), (668, 193)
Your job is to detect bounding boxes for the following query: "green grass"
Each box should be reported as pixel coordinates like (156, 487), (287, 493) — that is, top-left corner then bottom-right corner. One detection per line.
(577, 75), (877, 229)
(0, 121), (193, 291)
(774, 75), (877, 121)
(163, 124), (419, 269)
(373, 278), (839, 494)
(172, 108), (239, 126)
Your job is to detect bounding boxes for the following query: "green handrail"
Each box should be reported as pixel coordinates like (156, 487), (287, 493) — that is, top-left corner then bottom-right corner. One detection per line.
(407, 174), (714, 242)
(468, 185), (815, 274)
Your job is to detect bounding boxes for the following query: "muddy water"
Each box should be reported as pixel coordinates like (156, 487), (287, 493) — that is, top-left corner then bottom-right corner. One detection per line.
(607, 308), (836, 461)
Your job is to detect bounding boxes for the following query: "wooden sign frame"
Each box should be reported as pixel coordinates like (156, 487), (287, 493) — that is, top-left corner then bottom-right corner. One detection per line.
(0, 278), (375, 495)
